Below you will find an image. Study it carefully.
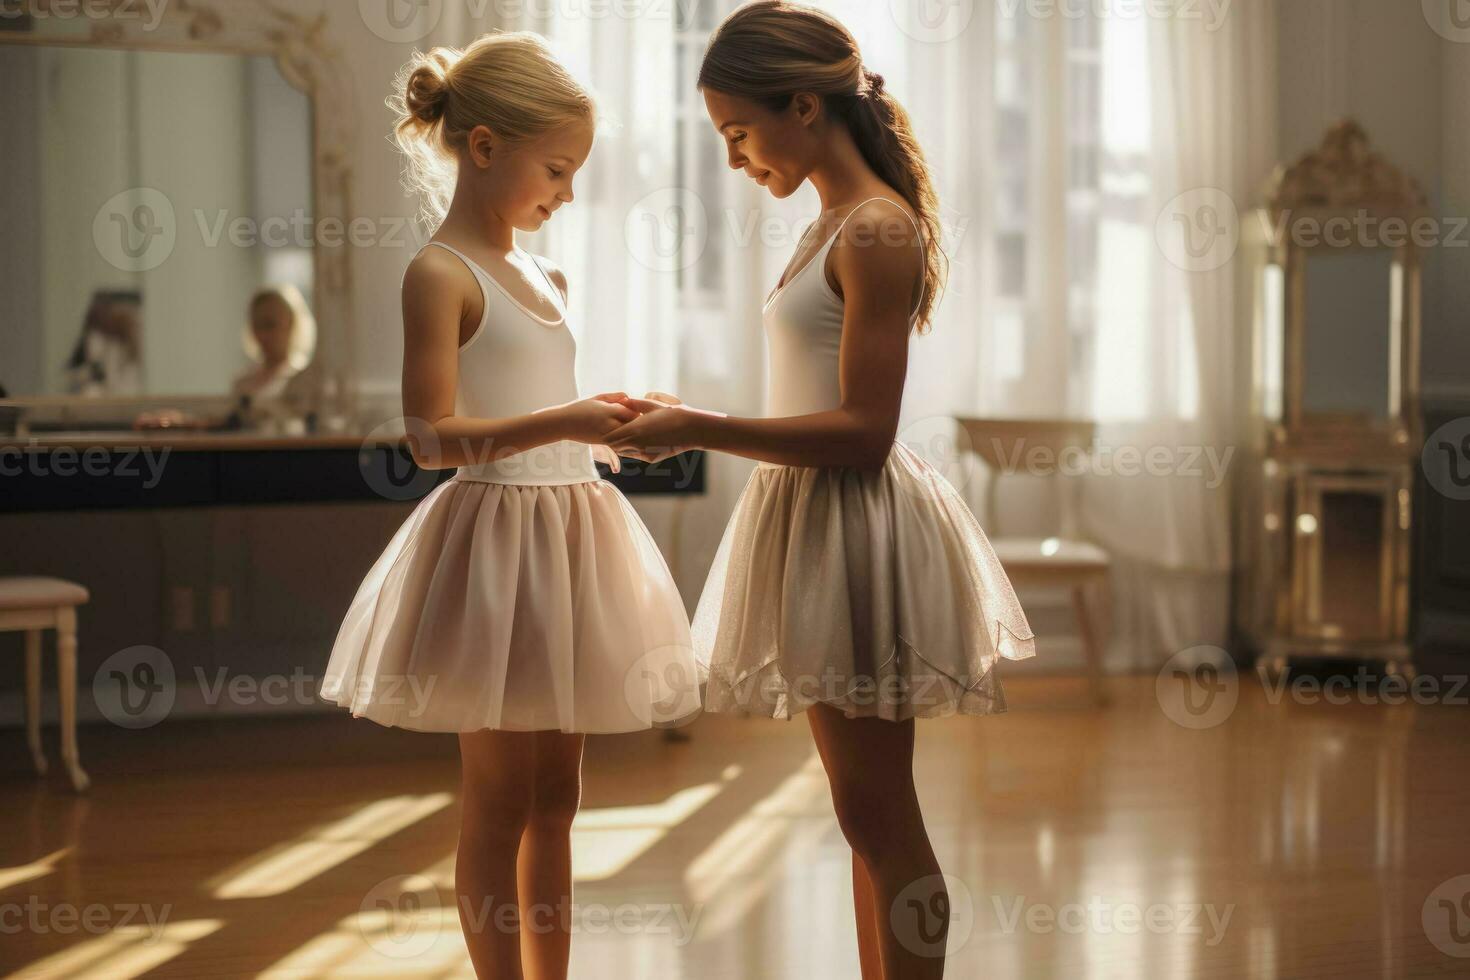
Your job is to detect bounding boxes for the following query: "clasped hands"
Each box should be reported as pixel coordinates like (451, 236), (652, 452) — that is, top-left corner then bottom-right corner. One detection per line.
(578, 390), (722, 470)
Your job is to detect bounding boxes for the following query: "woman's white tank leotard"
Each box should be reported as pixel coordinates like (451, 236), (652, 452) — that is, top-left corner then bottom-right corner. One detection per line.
(760, 196), (924, 423)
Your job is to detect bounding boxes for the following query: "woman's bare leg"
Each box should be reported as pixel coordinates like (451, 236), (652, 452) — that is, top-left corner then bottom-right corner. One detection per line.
(516, 731), (586, 980)
(806, 703), (949, 979)
(853, 851), (885, 978)
(457, 729), (536, 980)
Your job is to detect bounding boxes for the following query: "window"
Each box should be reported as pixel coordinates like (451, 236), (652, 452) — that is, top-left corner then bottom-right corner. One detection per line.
(674, 0), (732, 307)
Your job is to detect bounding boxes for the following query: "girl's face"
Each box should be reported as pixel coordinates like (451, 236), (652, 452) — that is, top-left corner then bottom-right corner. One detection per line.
(469, 119), (594, 231)
(250, 295), (294, 361)
(702, 87), (818, 200)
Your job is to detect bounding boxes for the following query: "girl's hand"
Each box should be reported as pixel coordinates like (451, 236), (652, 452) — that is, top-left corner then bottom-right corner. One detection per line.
(552, 392), (640, 445)
(606, 399), (709, 463)
(622, 393), (685, 461)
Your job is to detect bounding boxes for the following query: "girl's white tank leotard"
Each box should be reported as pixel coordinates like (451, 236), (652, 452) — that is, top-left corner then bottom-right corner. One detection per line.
(427, 240), (601, 486)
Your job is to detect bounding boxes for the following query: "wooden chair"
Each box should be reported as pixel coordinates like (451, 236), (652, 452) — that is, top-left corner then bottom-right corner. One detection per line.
(0, 577), (91, 791)
(954, 418), (1112, 705)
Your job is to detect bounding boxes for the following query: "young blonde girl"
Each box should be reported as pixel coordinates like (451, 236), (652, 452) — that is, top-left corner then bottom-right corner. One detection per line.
(318, 32), (699, 980)
(610, 3), (1038, 978)
(233, 284), (316, 401)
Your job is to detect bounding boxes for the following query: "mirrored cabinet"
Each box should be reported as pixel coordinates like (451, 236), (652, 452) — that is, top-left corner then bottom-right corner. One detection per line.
(1236, 121), (1425, 680)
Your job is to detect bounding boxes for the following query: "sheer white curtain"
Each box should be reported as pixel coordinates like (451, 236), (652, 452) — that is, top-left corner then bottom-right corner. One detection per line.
(1099, 0), (1277, 666)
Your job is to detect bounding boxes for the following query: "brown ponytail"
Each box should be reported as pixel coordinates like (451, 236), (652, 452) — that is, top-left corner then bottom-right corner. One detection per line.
(698, 0), (947, 333)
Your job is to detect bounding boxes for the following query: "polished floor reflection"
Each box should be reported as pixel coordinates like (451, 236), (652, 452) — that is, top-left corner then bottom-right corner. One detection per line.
(2, 673), (1468, 978)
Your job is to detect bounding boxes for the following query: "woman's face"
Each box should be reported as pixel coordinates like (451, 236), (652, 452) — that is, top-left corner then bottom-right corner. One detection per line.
(702, 87), (817, 200)
(470, 118), (595, 231)
(250, 295), (294, 362)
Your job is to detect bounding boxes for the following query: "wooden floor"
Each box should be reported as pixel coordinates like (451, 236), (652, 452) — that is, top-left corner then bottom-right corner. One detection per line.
(2, 673), (1468, 979)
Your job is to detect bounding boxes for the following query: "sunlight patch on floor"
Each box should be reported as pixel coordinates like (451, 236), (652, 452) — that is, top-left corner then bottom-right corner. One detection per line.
(570, 766), (740, 882)
(207, 794), (455, 899)
(0, 847), (70, 892)
(260, 904), (473, 979)
(684, 751), (832, 939)
(11, 919), (222, 980)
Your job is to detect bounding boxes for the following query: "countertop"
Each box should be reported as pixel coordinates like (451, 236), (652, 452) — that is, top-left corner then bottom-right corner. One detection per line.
(0, 431), (404, 452)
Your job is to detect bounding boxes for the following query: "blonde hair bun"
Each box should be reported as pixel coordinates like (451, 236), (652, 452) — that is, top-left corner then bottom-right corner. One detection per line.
(388, 31), (596, 231)
(402, 50), (457, 127)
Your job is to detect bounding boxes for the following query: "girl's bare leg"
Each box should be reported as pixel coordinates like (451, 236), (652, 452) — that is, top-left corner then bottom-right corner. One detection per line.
(516, 731), (586, 980)
(457, 729), (536, 980)
(806, 703), (949, 980)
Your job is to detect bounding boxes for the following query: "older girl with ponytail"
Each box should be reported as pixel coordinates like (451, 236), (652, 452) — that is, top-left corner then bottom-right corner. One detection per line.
(610, 4), (1039, 977)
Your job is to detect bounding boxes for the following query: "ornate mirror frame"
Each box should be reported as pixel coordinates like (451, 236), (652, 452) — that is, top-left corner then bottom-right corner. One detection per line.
(1262, 120), (1426, 457)
(0, 0), (357, 422)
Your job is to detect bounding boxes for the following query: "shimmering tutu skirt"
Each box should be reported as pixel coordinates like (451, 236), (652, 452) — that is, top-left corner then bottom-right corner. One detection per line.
(318, 475), (703, 734)
(692, 440), (1037, 721)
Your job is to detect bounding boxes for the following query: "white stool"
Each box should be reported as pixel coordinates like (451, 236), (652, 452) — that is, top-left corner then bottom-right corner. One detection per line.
(0, 576), (91, 791)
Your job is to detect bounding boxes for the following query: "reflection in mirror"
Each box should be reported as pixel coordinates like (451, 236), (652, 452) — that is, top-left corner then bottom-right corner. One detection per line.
(0, 43), (314, 414)
(1312, 489), (1389, 639)
(1300, 248), (1395, 424)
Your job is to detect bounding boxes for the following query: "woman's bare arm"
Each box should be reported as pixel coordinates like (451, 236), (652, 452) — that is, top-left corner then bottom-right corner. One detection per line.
(623, 202), (922, 471)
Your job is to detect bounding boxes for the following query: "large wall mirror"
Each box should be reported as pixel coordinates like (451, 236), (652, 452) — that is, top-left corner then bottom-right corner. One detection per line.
(0, 2), (356, 432)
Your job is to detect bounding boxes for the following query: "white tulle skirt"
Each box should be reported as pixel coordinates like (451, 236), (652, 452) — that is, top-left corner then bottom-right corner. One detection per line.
(318, 474), (703, 734)
(692, 441), (1037, 721)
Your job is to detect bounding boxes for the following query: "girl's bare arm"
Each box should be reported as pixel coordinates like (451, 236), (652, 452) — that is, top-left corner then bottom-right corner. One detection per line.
(400, 248), (633, 469)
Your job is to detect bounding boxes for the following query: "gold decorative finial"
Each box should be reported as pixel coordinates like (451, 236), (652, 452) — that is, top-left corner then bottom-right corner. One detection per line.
(1267, 119), (1427, 217)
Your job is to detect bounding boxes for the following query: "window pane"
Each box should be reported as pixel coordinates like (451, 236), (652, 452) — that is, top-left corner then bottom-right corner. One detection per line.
(998, 232), (1025, 297)
(697, 127), (723, 294)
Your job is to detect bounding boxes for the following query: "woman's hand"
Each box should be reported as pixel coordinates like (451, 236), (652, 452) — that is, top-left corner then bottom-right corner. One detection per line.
(607, 394), (721, 463)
